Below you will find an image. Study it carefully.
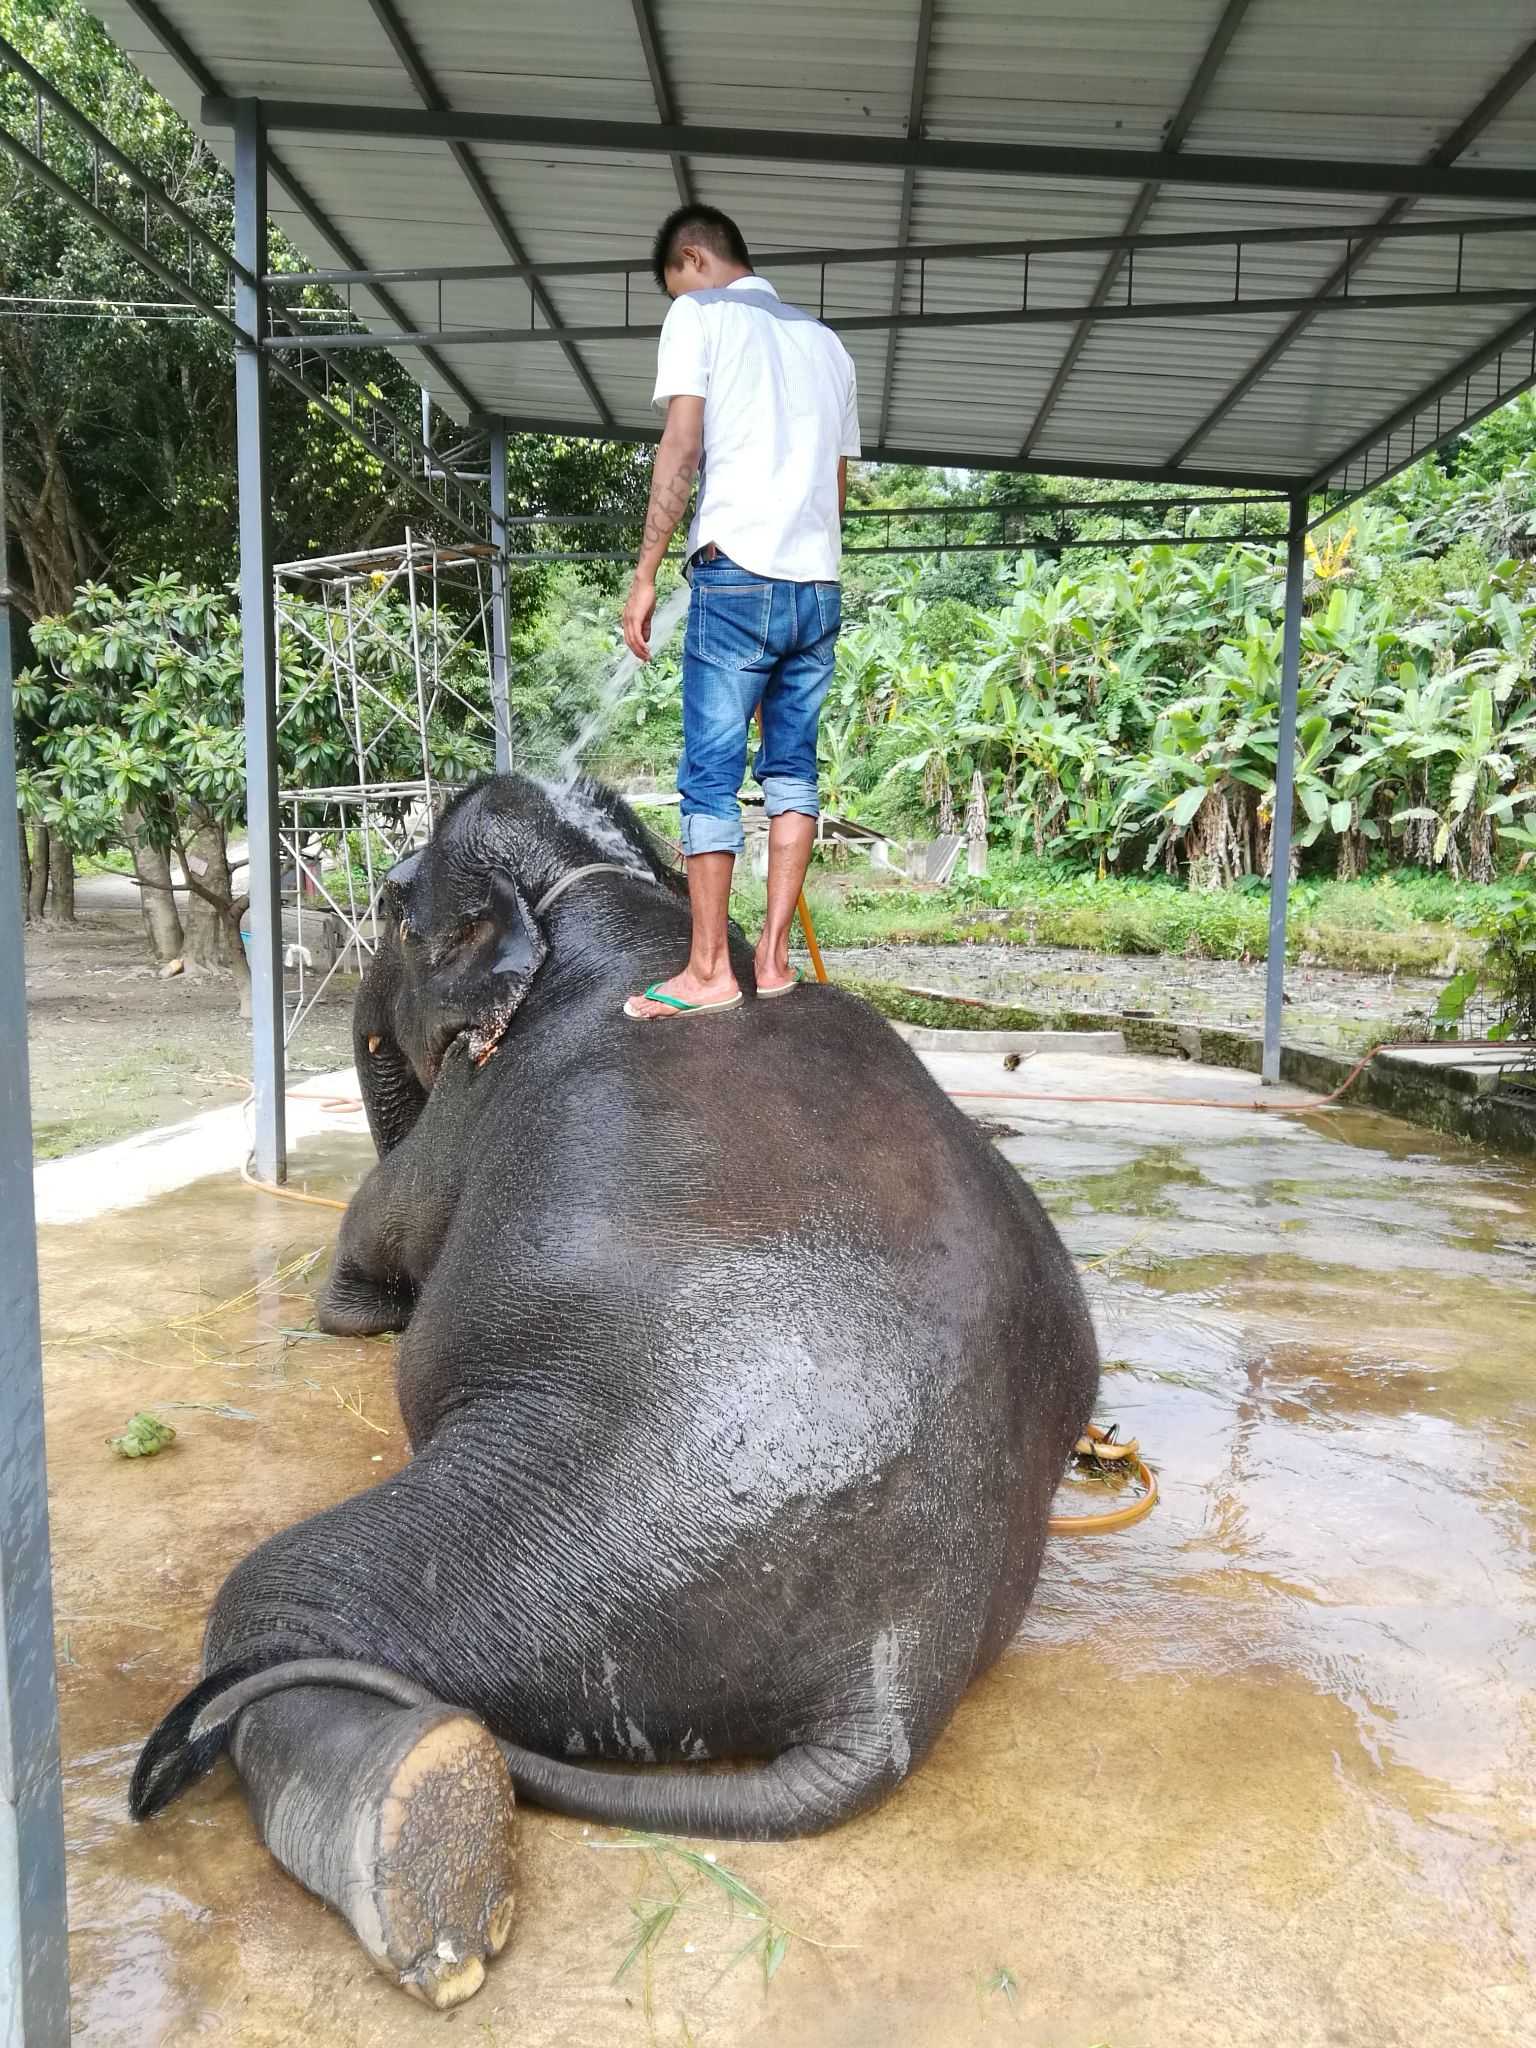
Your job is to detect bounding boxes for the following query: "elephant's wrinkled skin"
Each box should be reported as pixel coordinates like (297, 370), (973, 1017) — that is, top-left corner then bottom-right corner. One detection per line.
(131, 775), (1098, 2006)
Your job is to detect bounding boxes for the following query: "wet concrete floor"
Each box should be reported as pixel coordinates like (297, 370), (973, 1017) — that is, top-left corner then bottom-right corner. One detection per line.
(40, 1055), (1536, 2046)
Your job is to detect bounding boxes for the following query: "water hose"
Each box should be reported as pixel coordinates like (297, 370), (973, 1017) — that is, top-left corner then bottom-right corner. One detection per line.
(797, 891), (829, 983)
(238, 1159), (348, 1212)
(1048, 1423), (1159, 1536)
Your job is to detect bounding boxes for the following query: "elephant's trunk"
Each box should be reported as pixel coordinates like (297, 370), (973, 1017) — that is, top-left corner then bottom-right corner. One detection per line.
(359, 1028), (428, 1156)
(354, 927), (428, 1155)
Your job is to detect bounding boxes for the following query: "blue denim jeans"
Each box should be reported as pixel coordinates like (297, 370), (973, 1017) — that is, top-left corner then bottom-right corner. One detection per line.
(677, 552), (841, 857)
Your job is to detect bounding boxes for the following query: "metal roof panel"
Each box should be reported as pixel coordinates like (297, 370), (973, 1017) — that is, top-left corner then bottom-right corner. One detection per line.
(85, 0), (1536, 483)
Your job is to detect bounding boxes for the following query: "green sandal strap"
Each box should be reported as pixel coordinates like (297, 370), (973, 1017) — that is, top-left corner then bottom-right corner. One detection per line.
(643, 983), (694, 1011)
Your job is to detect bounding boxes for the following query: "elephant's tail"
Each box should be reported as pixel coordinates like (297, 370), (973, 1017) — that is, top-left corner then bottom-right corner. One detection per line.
(494, 1729), (890, 1839)
(129, 1657), (272, 1819)
(130, 1656), (898, 1840)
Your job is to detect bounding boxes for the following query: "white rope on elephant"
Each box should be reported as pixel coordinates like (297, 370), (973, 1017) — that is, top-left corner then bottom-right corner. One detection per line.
(532, 863), (659, 916)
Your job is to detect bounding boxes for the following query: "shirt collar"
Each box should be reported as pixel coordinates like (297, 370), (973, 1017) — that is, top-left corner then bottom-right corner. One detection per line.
(726, 275), (777, 297)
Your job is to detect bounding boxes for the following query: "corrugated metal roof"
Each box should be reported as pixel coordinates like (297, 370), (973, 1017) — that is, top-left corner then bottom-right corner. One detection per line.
(89, 0), (1536, 493)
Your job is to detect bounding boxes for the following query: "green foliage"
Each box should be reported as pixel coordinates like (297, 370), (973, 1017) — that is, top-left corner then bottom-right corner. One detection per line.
(1438, 870), (1536, 1041)
(1481, 874), (1536, 1041)
(506, 567), (686, 782)
(795, 866), (1480, 971)
(0, 0), (649, 617)
(16, 572), (493, 866)
(602, 1833), (813, 2003)
(810, 452), (1536, 889)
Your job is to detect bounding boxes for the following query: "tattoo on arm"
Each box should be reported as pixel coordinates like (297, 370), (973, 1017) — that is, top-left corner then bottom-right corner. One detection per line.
(641, 451), (698, 555)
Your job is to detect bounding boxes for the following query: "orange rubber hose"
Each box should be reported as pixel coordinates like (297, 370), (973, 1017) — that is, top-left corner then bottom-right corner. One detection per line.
(796, 891), (830, 984)
(238, 1160), (349, 1212)
(1049, 1424), (1160, 1536)
(943, 1037), (1398, 1116)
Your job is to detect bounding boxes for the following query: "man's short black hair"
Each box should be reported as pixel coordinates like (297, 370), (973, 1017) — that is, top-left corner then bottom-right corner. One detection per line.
(651, 205), (752, 291)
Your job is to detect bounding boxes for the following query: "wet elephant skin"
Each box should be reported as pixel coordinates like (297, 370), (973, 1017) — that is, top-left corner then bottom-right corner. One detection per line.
(133, 774), (1099, 1839)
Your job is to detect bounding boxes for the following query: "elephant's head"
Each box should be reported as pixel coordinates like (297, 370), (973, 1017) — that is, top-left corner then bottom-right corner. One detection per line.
(355, 774), (676, 1154)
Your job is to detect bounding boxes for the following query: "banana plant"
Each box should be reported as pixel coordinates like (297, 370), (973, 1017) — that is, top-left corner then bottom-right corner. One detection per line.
(816, 714), (866, 819)
(1432, 681), (1536, 879)
(881, 659), (979, 832)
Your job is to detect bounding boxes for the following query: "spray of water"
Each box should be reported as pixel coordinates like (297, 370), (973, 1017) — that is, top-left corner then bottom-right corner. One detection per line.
(552, 582), (692, 791)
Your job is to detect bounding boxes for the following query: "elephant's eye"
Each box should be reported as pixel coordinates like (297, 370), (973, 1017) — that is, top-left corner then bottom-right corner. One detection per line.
(435, 917), (494, 968)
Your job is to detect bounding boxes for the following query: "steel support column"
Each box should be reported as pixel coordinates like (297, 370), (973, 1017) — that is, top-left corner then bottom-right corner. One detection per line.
(0, 377), (71, 2048)
(234, 101), (286, 1182)
(1263, 491), (1308, 1086)
(489, 425), (512, 774)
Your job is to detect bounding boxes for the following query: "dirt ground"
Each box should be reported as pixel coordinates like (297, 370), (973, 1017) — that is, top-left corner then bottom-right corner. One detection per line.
(42, 1054), (1536, 2046)
(24, 912), (354, 1159)
(821, 941), (1448, 1050)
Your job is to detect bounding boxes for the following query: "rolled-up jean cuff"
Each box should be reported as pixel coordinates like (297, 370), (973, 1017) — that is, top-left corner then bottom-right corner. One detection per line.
(679, 811), (745, 856)
(761, 775), (820, 819)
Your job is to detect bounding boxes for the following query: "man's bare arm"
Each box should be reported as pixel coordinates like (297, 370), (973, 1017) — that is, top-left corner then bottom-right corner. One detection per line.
(838, 457), (848, 516)
(622, 396), (705, 661)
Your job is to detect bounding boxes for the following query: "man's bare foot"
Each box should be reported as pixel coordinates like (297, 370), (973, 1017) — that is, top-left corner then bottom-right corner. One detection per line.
(624, 967), (742, 1019)
(753, 945), (796, 996)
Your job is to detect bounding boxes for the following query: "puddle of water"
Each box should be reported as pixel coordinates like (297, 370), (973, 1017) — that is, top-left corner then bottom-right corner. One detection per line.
(40, 1103), (1536, 2046)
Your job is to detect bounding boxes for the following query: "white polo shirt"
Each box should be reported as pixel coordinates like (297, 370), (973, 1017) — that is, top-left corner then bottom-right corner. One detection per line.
(651, 276), (861, 584)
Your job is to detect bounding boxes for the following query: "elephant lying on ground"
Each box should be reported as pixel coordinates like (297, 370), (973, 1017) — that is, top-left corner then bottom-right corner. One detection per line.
(131, 774), (1098, 2007)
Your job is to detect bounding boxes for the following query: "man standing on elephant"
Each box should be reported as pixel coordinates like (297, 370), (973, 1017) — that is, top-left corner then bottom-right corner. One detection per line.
(620, 204), (860, 1019)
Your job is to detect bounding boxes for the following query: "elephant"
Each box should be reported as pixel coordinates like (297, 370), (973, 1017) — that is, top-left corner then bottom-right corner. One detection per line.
(130, 773), (1098, 2008)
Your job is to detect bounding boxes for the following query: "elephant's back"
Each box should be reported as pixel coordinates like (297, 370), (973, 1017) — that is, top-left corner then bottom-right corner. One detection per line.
(410, 981), (1094, 1466)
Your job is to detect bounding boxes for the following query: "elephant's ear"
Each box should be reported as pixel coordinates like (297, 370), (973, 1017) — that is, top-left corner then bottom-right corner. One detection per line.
(432, 870), (549, 1069)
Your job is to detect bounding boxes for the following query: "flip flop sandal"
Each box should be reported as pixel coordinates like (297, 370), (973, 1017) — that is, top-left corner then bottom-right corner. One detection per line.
(623, 983), (744, 1020)
(756, 969), (803, 999)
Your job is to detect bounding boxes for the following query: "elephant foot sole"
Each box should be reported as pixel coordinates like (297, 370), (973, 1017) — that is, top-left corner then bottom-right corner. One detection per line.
(344, 1705), (518, 2009)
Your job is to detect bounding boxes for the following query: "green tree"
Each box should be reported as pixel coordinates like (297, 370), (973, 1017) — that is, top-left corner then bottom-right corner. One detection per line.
(1, 0), (650, 915)
(0, 0), (652, 612)
(17, 572), (497, 1001)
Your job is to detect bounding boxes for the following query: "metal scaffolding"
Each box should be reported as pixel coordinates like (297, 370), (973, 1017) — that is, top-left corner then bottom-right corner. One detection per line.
(272, 535), (502, 1043)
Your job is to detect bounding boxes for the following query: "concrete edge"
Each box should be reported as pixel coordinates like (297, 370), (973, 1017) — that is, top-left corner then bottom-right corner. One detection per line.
(891, 1025), (1126, 1056)
(855, 982), (1536, 1159)
(33, 1068), (366, 1227)
(30, 996), (1536, 1227)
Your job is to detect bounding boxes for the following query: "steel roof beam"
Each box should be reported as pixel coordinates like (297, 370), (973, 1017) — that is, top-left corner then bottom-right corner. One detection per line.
(505, 492), (1285, 526)
(116, 0), (480, 416)
(362, 0), (612, 427)
(264, 209), (1536, 290)
(266, 282), (1536, 353)
(1020, 0), (1254, 457)
(200, 97), (1536, 203)
(1308, 305), (1536, 507)
(630, 0), (691, 205)
(479, 413), (1295, 489)
(0, 26), (487, 534)
(875, 0), (937, 450)
(1168, 28), (1536, 467)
